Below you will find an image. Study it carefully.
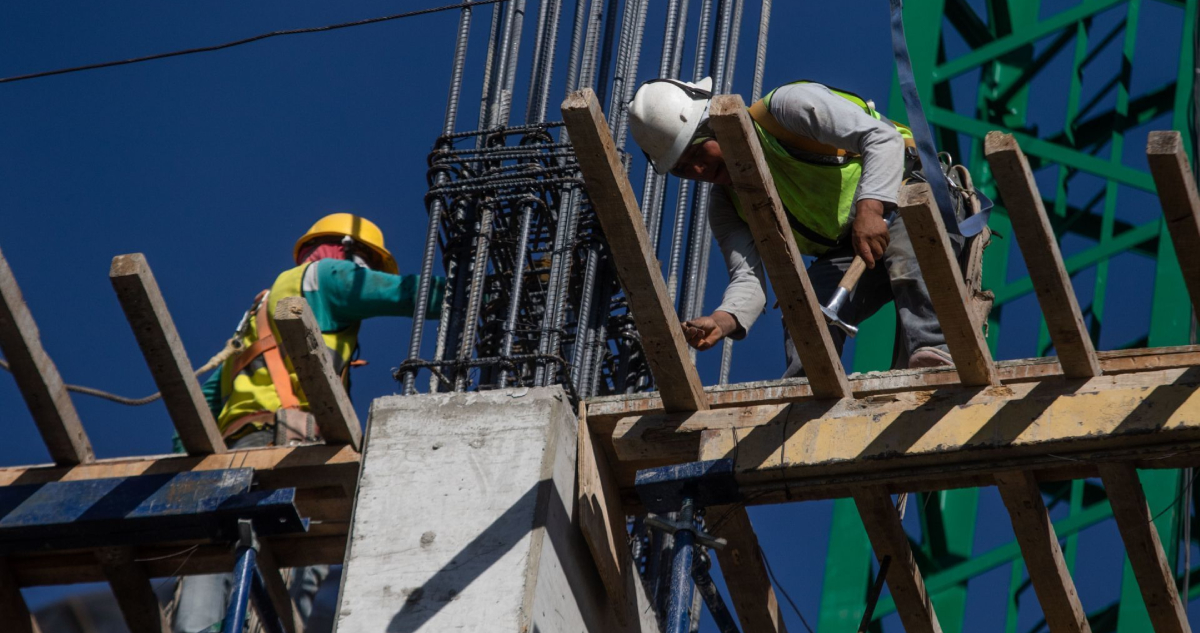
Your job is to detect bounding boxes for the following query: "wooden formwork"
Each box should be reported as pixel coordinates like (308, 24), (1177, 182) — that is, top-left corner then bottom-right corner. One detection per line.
(564, 89), (1200, 633)
(0, 252), (361, 633)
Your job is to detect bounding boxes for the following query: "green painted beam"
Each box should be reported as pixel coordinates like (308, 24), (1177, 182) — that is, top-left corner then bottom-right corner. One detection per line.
(933, 0), (1125, 81)
(926, 107), (1158, 191)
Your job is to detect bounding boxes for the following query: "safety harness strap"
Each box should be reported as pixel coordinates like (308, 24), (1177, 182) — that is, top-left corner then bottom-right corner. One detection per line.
(889, 0), (989, 236)
(228, 290), (301, 411)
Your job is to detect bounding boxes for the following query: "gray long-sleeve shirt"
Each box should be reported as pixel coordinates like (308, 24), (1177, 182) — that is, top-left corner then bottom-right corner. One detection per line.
(710, 82), (906, 337)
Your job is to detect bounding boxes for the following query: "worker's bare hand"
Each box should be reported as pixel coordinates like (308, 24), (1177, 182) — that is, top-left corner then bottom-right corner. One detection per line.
(681, 311), (738, 351)
(852, 199), (891, 269)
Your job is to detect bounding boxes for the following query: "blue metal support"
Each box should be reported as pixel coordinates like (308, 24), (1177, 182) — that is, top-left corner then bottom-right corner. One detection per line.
(224, 519), (288, 633)
(637, 460), (743, 633)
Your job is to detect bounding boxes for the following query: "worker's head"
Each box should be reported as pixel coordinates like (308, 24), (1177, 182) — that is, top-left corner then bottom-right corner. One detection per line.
(628, 77), (730, 185)
(293, 213), (399, 274)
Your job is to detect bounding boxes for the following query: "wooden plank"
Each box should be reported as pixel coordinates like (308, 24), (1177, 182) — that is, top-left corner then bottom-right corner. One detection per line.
(994, 471), (1091, 633)
(11, 534), (347, 588)
(1147, 130), (1200, 319)
(852, 487), (942, 633)
(110, 254), (226, 455)
(1098, 463), (1191, 633)
(985, 132), (1101, 378)
(607, 367), (1200, 499)
(274, 297), (362, 450)
(561, 89), (708, 412)
(899, 184), (999, 386)
(0, 247), (93, 465)
(706, 506), (788, 633)
(586, 345), (1200, 425)
(576, 403), (633, 624)
(707, 94), (851, 399)
(95, 546), (169, 633)
(255, 540), (302, 633)
(0, 558), (40, 633)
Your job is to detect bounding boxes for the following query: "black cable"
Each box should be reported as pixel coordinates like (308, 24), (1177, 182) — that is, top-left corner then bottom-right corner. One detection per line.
(758, 544), (816, 633)
(0, 0), (510, 85)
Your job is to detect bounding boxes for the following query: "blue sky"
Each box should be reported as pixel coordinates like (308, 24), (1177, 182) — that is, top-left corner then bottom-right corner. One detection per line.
(1, 1), (1197, 631)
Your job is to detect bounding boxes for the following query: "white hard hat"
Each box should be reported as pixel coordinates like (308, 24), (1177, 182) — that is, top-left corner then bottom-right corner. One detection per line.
(628, 77), (714, 174)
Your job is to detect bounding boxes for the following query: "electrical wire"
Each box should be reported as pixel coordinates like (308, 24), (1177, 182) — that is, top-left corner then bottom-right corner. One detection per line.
(759, 544), (816, 633)
(0, 0), (511, 85)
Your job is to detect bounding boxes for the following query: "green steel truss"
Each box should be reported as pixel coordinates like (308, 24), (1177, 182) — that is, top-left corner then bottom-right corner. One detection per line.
(821, 1), (1199, 631)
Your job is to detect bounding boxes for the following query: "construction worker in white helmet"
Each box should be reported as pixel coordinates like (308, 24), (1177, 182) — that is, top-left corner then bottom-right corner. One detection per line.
(628, 78), (967, 375)
(172, 212), (444, 633)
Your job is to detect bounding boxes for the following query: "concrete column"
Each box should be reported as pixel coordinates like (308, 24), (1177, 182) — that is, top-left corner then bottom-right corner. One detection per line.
(334, 386), (660, 633)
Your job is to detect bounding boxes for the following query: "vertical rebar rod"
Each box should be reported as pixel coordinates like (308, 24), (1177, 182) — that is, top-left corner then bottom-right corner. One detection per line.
(571, 246), (602, 390)
(526, 0), (562, 124)
(496, 0), (528, 126)
(477, 2), (506, 135)
(499, 203), (535, 386)
(614, 0), (651, 151)
(404, 2), (475, 394)
(455, 205), (496, 391)
(666, 179), (692, 303)
(578, 0), (606, 92)
(594, 0), (621, 110)
(751, 0), (770, 102)
(565, 0), (590, 93)
(607, 0), (637, 123)
(676, 0), (716, 318)
(534, 187), (581, 385)
(640, 0), (683, 234)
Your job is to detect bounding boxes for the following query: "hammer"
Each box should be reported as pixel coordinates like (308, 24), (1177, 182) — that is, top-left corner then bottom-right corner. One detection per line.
(820, 213), (896, 338)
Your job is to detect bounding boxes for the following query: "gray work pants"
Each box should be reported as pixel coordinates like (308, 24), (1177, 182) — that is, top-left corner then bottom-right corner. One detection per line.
(783, 213), (965, 378)
(172, 430), (329, 633)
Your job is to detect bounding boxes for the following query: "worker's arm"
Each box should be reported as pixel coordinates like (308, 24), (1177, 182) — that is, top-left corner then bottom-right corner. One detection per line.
(769, 83), (905, 267)
(682, 185), (768, 350)
(314, 259), (446, 326)
(200, 367), (223, 420)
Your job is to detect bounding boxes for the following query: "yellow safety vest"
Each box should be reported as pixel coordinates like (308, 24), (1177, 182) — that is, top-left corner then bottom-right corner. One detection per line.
(215, 263), (360, 436)
(728, 81), (914, 256)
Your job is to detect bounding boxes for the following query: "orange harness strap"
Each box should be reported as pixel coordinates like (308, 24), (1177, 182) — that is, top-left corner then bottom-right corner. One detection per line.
(228, 291), (300, 411)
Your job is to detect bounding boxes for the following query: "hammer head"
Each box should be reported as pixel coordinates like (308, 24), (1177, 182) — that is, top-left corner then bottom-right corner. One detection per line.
(821, 305), (858, 338)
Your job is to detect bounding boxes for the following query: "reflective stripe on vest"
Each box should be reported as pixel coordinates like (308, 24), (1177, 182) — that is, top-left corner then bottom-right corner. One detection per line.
(726, 81), (913, 256)
(215, 263), (360, 433)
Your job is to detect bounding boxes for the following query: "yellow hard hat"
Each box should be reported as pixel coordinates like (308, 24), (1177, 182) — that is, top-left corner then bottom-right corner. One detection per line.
(294, 213), (398, 274)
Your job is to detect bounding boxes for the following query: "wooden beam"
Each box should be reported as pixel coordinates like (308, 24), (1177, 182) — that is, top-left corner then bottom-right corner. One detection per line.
(994, 471), (1091, 633)
(707, 94), (851, 399)
(11, 534), (346, 588)
(561, 89), (708, 412)
(609, 367), (1200, 499)
(586, 345), (1200, 426)
(577, 404), (633, 624)
(0, 558), (40, 633)
(852, 487), (942, 633)
(110, 254), (226, 455)
(985, 132), (1100, 378)
(255, 540), (302, 633)
(95, 546), (169, 633)
(1147, 130), (1200, 319)
(707, 506), (789, 633)
(899, 184), (999, 386)
(0, 247), (93, 465)
(274, 297), (362, 450)
(1098, 463), (1191, 633)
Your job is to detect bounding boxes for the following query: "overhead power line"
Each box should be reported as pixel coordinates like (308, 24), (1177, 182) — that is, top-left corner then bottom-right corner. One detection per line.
(0, 0), (508, 85)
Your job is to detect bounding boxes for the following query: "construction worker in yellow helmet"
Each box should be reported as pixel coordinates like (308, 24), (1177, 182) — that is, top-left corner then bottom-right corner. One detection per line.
(172, 212), (443, 633)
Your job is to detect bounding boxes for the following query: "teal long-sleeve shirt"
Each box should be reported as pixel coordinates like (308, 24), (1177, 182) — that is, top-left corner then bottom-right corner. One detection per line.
(200, 259), (445, 418)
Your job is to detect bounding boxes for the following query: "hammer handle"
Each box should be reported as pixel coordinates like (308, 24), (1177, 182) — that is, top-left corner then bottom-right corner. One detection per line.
(837, 257), (868, 292)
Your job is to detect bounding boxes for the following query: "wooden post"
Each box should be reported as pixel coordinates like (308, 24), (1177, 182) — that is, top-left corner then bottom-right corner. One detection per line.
(994, 471), (1091, 633)
(707, 94), (851, 399)
(0, 247), (93, 465)
(708, 506), (789, 633)
(1099, 463), (1191, 633)
(255, 540), (302, 633)
(985, 132), (1101, 378)
(274, 297), (362, 450)
(577, 404), (634, 624)
(95, 547), (170, 633)
(0, 558), (41, 633)
(899, 184), (1000, 386)
(561, 89), (708, 412)
(852, 486), (943, 633)
(1147, 130), (1200, 319)
(110, 254), (226, 455)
